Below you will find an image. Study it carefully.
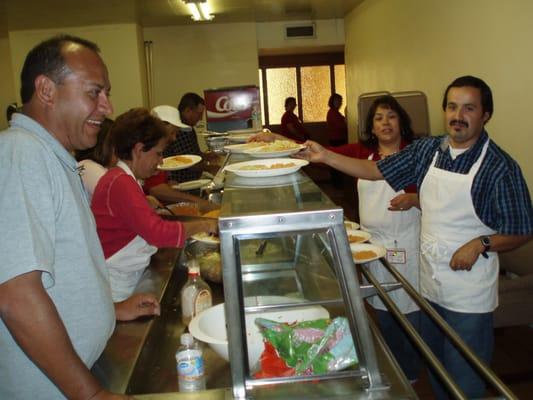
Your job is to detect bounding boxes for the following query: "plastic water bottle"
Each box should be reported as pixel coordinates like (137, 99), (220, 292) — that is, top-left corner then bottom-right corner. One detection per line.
(176, 333), (206, 392)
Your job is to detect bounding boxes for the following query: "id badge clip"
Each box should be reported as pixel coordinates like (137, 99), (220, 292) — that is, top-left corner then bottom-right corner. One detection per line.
(386, 240), (406, 264)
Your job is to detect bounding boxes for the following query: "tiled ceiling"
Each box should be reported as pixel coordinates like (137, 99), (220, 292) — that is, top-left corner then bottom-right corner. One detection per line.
(0, 0), (363, 36)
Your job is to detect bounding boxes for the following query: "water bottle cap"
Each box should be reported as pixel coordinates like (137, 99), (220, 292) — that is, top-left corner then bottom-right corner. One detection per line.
(181, 333), (194, 346)
(188, 265), (200, 275)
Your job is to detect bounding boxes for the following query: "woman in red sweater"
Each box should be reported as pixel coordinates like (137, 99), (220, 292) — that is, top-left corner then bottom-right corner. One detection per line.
(326, 93), (348, 146)
(91, 108), (217, 301)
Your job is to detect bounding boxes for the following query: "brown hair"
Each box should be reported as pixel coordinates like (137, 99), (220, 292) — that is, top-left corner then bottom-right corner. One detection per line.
(111, 108), (169, 161)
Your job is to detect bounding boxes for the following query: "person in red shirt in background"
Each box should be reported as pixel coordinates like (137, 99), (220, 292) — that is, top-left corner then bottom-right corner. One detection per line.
(280, 97), (309, 142)
(141, 105), (216, 211)
(326, 93), (348, 146)
(92, 108), (217, 302)
(314, 95), (422, 382)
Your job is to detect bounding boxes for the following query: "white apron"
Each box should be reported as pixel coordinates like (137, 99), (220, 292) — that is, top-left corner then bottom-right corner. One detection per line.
(106, 161), (157, 302)
(358, 154), (421, 314)
(419, 140), (498, 313)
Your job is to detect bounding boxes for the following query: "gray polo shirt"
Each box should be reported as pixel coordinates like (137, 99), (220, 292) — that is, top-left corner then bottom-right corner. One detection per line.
(0, 114), (115, 399)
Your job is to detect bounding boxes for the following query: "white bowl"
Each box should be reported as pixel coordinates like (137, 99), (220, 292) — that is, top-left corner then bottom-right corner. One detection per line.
(189, 296), (329, 368)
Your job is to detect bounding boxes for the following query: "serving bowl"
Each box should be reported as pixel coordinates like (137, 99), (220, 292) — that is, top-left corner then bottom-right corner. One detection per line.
(189, 296), (330, 368)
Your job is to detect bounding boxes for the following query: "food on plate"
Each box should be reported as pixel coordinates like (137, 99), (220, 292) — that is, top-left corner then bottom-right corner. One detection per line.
(348, 234), (366, 243)
(197, 251), (222, 283)
(193, 231), (220, 243)
(251, 140), (300, 152)
(240, 162), (296, 171)
(167, 202), (199, 216)
(344, 221), (360, 230)
(352, 250), (378, 261)
(202, 209), (220, 218)
(162, 155), (192, 168)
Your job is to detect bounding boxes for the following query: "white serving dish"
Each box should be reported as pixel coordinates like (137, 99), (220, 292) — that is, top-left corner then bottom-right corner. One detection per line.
(189, 296), (329, 368)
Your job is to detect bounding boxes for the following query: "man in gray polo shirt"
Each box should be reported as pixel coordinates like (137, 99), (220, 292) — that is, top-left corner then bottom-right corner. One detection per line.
(0, 35), (139, 399)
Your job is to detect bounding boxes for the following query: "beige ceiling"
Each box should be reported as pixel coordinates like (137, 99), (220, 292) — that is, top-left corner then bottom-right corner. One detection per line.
(0, 0), (363, 36)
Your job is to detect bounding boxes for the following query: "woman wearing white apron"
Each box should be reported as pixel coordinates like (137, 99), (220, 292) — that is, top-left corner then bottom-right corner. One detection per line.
(332, 96), (422, 381)
(91, 108), (217, 301)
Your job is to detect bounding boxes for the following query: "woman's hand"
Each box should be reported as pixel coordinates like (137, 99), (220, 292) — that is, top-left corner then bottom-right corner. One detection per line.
(114, 293), (160, 321)
(388, 193), (420, 211)
(146, 195), (163, 210)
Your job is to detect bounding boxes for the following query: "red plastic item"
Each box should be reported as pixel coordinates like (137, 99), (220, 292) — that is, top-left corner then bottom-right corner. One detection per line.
(254, 341), (295, 378)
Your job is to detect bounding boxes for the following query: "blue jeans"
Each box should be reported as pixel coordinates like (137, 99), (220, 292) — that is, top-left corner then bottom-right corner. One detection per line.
(420, 301), (493, 400)
(376, 309), (422, 381)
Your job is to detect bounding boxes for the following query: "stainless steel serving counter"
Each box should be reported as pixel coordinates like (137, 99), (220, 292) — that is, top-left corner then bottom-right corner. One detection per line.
(94, 158), (418, 399)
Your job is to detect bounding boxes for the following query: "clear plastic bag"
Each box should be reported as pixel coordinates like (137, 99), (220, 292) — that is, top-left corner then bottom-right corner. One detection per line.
(255, 316), (358, 377)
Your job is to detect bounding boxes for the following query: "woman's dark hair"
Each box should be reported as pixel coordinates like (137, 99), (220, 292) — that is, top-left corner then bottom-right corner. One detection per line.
(74, 118), (114, 166)
(284, 97), (296, 108)
(112, 108), (169, 161)
(6, 102), (19, 122)
(361, 95), (414, 147)
(442, 75), (493, 121)
(328, 93), (342, 108)
(20, 34), (99, 104)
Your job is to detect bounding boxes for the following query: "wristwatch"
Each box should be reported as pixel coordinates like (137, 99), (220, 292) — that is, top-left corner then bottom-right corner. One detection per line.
(480, 236), (491, 258)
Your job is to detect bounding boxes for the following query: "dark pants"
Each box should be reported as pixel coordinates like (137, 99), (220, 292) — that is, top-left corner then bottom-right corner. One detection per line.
(376, 309), (422, 381)
(420, 301), (494, 400)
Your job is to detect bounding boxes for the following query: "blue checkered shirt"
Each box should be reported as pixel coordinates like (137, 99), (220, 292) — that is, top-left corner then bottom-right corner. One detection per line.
(163, 128), (202, 183)
(377, 131), (533, 235)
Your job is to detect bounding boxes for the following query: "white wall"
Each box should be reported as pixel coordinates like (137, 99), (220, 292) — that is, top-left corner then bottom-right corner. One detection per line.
(0, 37), (16, 129)
(345, 0), (533, 187)
(143, 22), (259, 108)
(8, 23), (146, 117)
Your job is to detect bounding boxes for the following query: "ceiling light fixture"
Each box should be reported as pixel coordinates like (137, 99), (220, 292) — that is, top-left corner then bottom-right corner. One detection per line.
(183, 0), (214, 22)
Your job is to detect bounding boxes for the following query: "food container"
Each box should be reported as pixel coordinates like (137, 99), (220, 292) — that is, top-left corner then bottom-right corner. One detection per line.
(179, 239), (222, 284)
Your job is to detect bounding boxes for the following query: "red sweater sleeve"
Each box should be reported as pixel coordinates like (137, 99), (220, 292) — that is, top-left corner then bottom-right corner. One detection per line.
(106, 173), (185, 248)
(143, 170), (168, 194)
(329, 142), (373, 159)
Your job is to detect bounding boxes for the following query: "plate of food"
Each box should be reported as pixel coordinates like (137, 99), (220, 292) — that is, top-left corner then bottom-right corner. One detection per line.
(192, 232), (220, 245)
(227, 128), (262, 135)
(244, 140), (305, 158)
(350, 243), (386, 264)
(223, 142), (266, 154)
(344, 221), (360, 230)
(173, 179), (211, 191)
(224, 158), (309, 178)
(346, 229), (371, 244)
(159, 155), (202, 171)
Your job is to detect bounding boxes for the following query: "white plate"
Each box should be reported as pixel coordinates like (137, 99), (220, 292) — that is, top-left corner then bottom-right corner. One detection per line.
(173, 179), (212, 191)
(192, 232), (220, 245)
(223, 142), (266, 154)
(158, 154), (202, 171)
(227, 128), (262, 135)
(344, 221), (360, 230)
(350, 243), (386, 264)
(245, 144), (306, 158)
(346, 229), (372, 244)
(224, 158), (309, 178)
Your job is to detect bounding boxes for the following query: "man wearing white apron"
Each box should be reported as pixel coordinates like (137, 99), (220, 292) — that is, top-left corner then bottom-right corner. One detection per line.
(300, 76), (533, 399)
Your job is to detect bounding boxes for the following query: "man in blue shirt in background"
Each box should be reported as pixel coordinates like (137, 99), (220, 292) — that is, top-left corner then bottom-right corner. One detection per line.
(301, 75), (533, 399)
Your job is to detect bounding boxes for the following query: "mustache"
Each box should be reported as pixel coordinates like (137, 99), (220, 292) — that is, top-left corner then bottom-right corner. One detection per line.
(450, 119), (469, 128)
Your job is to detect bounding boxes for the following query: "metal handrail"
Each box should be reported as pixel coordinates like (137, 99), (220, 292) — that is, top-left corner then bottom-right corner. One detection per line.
(362, 257), (518, 400)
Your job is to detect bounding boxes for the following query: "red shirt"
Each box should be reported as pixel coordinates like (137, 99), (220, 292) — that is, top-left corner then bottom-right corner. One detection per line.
(143, 170), (169, 194)
(281, 111), (308, 142)
(326, 108), (348, 142)
(331, 141), (417, 193)
(92, 167), (184, 259)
